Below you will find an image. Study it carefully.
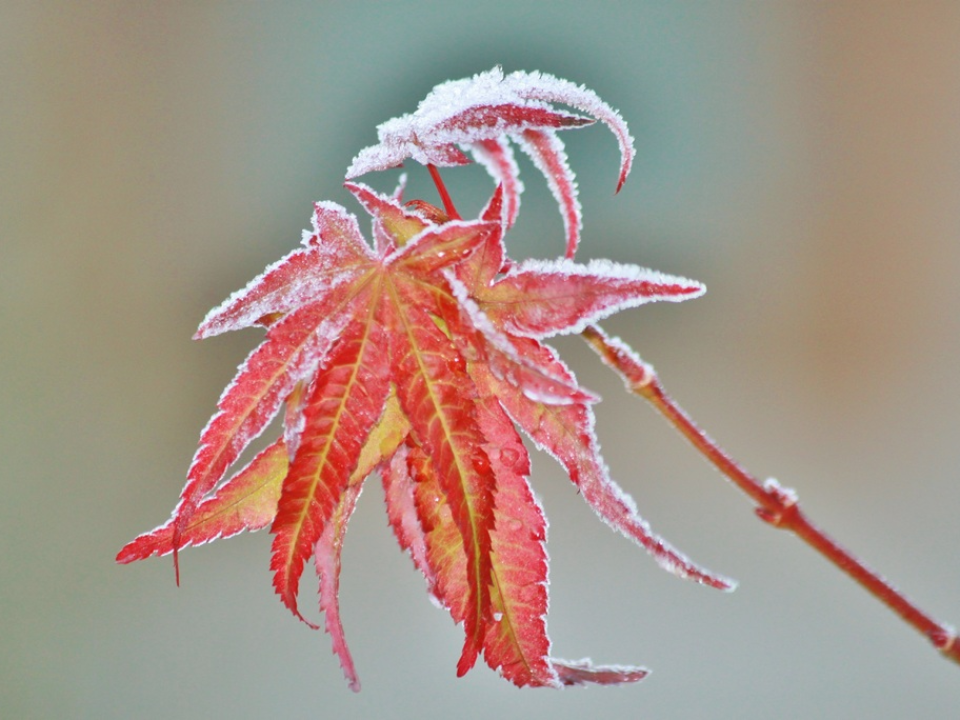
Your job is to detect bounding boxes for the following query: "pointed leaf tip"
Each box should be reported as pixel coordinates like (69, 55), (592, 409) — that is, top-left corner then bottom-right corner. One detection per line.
(116, 438), (288, 567)
(478, 258), (705, 339)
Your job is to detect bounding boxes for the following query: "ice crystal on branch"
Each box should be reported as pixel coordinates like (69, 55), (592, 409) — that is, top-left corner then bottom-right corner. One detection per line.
(119, 69), (733, 690)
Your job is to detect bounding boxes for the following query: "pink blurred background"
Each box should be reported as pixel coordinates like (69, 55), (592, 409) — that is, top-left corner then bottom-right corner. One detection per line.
(3, 3), (958, 718)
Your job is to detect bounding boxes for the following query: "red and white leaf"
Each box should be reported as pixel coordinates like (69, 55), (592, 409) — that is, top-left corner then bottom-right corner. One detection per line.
(427, 103), (592, 146)
(345, 73), (593, 179)
(514, 128), (582, 258)
(116, 437), (288, 563)
(474, 396), (559, 687)
(196, 202), (373, 338)
(476, 336), (735, 591)
(471, 139), (522, 229)
(385, 289), (494, 675)
(270, 306), (391, 624)
(345, 66), (635, 242)
(504, 68), (636, 192)
(174, 291), (362, 555)
(478, 258), (705, 339)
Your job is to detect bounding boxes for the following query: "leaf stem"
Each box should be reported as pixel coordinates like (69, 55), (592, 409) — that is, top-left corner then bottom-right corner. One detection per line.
(427, 164), (462, 221)
(580, 323), (960, 666)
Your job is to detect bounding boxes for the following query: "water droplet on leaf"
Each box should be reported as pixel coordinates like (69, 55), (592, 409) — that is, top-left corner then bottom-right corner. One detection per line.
(472, 453), (491, 475)
(499, 446), (521, 469)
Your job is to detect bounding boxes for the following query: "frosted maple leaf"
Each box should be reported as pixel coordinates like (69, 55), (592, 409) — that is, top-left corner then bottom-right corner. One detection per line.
(347, 66), (635, 258)
(118, 69), (735, 691)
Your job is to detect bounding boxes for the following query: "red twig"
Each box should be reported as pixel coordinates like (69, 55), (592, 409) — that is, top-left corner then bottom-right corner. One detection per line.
(580, 323), (960, 666)
(427, 164), (462, 220)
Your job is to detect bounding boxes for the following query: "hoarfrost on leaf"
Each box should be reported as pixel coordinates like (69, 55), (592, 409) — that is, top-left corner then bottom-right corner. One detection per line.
(347, 66), (635, 258)
(476, 257), (706, 339)
(119, 68), (736, 692)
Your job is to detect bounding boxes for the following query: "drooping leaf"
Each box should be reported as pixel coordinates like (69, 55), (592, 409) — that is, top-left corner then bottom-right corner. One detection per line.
(470, 139), (522, 230)
(172, 290), (362, 571)
(503, 69), (635, 193)
(314, 478), (364, 690)
(347, 66), (635, 257)
(314, 396), (410, 692)
(473, 336), (734, 591)
(514, 128), (582, 257)
(117, 438), (288, 563)
(456, 220), (734, 591)
(270, 304), (391, 625)
(473, 395), (557, 687)
(313, 392), (410, 691)
(384, 288), (495, 675)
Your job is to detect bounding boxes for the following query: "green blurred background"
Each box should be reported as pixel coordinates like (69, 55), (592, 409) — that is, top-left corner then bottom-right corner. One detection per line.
(3, 2), (959, 718)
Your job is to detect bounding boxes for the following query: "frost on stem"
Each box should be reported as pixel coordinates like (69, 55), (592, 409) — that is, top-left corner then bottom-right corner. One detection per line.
(755, 478), (799, 527)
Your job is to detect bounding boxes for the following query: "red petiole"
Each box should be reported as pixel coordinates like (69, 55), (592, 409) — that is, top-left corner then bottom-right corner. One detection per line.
(428, 163), (462, 220)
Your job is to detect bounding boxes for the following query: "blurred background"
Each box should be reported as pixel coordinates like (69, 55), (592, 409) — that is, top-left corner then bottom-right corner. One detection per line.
(3, 2), (959, 718)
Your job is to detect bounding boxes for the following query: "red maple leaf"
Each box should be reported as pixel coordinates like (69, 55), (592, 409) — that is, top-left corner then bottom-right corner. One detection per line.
(118, 68), (734, 690)
(347, 66), (635, 258)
